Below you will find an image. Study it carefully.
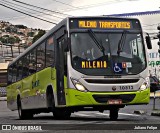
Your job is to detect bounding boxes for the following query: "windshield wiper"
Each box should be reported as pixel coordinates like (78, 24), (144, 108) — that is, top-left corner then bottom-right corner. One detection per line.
(88, 29), (105, 56)
(117, 31), (127, 56)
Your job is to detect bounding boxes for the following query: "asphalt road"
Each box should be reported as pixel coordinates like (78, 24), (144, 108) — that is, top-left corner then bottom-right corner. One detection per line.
(0, 98), (160, 132)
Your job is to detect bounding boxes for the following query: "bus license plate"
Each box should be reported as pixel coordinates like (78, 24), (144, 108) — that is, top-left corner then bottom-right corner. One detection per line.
(108, 99), (122, 104)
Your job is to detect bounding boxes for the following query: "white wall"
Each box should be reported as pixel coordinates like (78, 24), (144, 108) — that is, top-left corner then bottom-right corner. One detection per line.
(148, 39), (160, 77)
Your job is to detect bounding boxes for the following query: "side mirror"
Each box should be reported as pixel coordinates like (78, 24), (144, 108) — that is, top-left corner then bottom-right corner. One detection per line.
(145, 34), (152, 49)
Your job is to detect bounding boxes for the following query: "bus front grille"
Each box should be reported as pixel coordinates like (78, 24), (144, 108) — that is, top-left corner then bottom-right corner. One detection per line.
(92, 94), (136, 103)
(85, 79), (139, 84)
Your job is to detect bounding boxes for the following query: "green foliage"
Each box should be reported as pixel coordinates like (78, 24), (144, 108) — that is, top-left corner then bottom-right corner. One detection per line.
(0, 37), (6, 43)
(3, 35), (9, 38)
(32, 30), (46, 43)
(17, 32), (25, 36)
(14, 36), (21, 43)
(15, 25), (27, 29)
(27, 32), (34, 37)
(8, 36), (15, 44)
(0, 35), (20, 44)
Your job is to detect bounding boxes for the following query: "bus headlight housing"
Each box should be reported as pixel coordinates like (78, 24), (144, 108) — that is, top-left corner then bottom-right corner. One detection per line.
(140, 77), (150, 91)
(71, 78), (87, 92)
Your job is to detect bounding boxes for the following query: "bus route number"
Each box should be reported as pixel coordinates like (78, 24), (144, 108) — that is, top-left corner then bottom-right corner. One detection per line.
(120, 86), (133, 90)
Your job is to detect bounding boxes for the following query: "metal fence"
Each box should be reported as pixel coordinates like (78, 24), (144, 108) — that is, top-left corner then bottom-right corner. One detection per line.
(0, 43), (28, 97)
(0, 87), (6, 97)
(0, 43), (26, 62)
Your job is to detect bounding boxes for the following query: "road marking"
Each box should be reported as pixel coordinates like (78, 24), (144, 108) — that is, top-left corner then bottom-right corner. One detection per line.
(96, 112), (109, 116)
(118, 112), (140, 116)
(73, 113), (91, 117)
(96, 112), (140, 117)
(74, 112), (140, 117)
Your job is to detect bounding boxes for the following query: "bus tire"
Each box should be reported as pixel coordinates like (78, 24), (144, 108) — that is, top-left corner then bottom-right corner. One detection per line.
(53, 108), (71, 120)
(17, 99), (33, 120)
(110, 108), (119, 121)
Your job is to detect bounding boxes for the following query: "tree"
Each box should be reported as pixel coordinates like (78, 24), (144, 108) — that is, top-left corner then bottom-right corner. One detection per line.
(14, 36), (21, 43)
(32, 30), (45, 43)
(0, 35), (9, 43)
(27, 32), (34, 37)
(0, 37), (6, 43)
(8, 36), (16, 44)
(15, 25), (27, 29)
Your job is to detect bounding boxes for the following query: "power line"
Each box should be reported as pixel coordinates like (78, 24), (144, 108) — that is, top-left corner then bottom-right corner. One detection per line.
(2, 0), (64, 20)
(11, 0), (72, 17)
(52, 0), (79, 9)
(0, 0), (60, 23)
(0, 3), (57, 25)
(52, 0), (90, 13)
(57, 0), (128, 12)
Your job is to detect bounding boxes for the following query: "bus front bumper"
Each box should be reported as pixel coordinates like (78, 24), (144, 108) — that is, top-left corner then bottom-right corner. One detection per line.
(65, 88), (150, 107)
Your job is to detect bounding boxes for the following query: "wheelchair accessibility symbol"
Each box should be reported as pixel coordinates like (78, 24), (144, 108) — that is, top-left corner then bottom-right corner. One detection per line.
(113, 63), (122, 73)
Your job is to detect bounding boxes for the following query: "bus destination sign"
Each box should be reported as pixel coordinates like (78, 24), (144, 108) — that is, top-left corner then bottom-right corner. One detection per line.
(78, 20), (131, 29)
(69, 18), (140, 29)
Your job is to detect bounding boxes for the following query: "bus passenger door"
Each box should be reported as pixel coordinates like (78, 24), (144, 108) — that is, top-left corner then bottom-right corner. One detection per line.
(56, 36), (66, 106)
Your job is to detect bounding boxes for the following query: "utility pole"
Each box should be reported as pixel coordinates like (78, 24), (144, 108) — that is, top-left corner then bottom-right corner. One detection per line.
(157, 25), (160, 54)
(158, 25), (160, 79)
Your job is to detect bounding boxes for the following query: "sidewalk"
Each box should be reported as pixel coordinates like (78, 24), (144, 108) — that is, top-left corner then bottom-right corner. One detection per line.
(150, 91), (160, 98)
(150, 91), (160, 117)
(0, 97), (7, 101)
(0, 87), (6, 97)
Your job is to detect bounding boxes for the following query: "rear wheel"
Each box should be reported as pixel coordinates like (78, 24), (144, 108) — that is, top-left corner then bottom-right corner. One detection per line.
(110, 108), (119, 120)
(17, 99), (33, 120)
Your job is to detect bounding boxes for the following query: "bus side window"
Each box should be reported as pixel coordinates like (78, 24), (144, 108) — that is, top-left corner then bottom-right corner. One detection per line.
(8, 65), (12, 85)
(23, 55), (29, 78)
(37, 42), (45, 71)
(46, 36), (55, 67)
(17, 59), (23, 81)
(12, 64), (17, 83)
(29, 49), (36, 74)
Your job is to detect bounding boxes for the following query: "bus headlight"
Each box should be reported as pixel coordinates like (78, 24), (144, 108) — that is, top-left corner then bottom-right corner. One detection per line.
(140, 83), (147, 91)
(140, 77), (149, 91)
(71, 78), (87, 92)
(75, 83), (86, 91)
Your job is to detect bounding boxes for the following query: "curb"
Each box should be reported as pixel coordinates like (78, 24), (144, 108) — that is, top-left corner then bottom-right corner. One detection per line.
(0, 97), (7, 101)
(151, 110), (160, 116)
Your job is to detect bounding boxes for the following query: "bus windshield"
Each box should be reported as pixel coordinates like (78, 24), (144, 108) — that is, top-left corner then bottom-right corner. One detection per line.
(71, 31), (146, 76)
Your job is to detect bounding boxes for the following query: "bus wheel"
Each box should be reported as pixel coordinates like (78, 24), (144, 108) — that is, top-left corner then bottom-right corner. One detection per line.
(17, 99), (33, 120)
(110, 108), (119, 121)
(53, 108), (71, 120)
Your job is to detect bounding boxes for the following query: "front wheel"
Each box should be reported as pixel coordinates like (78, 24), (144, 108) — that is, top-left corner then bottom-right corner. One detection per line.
(110, 108), (119, 120)
(17, 99), (33, 120)
(53, 108), (71, 120)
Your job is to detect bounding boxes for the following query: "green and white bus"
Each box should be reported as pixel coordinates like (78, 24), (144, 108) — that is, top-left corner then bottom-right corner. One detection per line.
(7, 16), (152, 120)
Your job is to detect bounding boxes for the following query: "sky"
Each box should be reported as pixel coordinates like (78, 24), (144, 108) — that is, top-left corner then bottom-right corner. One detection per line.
(0, 0), (160, 31)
